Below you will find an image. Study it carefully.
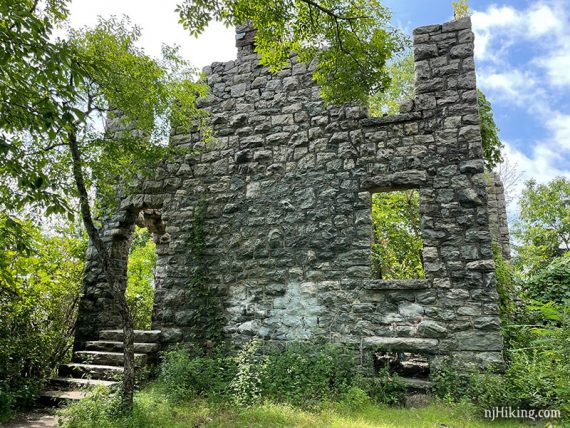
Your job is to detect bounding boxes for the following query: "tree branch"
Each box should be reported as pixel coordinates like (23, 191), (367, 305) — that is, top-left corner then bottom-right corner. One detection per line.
(300, 0), (368, 21)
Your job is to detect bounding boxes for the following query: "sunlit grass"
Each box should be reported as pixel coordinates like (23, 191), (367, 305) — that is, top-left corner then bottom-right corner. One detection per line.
(61, 385), (540, 428)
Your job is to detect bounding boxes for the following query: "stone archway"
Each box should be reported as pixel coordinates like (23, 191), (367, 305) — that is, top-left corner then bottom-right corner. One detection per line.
(74, 203), (168, 351)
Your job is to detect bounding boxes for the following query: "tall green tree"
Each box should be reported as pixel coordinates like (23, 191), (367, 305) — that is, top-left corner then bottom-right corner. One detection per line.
(176, 0), (406, 104)
(2, 7), (207, 409)
(514, 177), (570, 275)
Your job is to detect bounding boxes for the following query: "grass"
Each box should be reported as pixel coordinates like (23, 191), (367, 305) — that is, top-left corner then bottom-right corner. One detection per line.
(60, 385), (546, 428)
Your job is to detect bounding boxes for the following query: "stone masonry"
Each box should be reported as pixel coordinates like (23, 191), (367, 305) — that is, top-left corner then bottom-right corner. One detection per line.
(74, 17), (506, 368)
(486, 172), (511, 260)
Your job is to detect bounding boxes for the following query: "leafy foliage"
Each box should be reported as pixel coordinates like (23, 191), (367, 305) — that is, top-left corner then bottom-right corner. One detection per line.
(260, 342), (355, 406)
(0, 218), (85, 420)
(493, 244), (516, 322)
(368, 60), (503, 171)
(478, 90), (504, 170)
(176, 0), (406, 105)
(368, 52), (414, 116)
(158, 348), (237, 402)
(126, 227), (157, 330)
(0, 0), (76, 221)
(371, 190), (424, 279)
(185, 200), (226, 344)
(523, 254), (570, 304)
(156, 341), (380, 408)
(513, 177), (570, 275)
(452, 0), (471, 19)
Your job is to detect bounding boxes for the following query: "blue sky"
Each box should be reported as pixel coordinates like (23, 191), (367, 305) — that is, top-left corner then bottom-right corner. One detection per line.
(67, 0), (570, 209)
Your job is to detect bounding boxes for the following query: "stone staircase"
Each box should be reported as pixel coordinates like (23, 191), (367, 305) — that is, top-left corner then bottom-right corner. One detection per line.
(41, 329), (160, 403)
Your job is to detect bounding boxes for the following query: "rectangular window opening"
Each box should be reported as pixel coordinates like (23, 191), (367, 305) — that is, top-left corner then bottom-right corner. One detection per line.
(371, 189), (425, 280)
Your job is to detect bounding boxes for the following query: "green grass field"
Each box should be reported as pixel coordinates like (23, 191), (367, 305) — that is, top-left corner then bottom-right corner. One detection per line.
(61, 386), (549, 428)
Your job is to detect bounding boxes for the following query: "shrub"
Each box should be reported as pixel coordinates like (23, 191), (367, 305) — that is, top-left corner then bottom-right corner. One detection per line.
(523, 254), (570, 304)
(432, 348), (566, 418)
(0, 219), (85, 420)
(230, 339), (266, 406)
(261, 342), (356, 406)
(156, 341), (419, 410)
(359, 367), (407, 406)
(158, 348), (237, 402)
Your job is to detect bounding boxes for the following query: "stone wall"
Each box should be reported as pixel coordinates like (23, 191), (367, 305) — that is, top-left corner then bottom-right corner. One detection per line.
(75, 17), (505, 367)
(486, 172), (511, 260)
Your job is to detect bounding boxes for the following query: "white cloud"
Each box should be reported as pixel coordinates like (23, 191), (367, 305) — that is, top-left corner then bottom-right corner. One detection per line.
(471, 2), (565, 61)
(537, 45), (570, 87)
(65, 0), (235, 69)
(526, 4), (564, 37)
(547, 113), (570, 151)
(478, 69), (536, 101)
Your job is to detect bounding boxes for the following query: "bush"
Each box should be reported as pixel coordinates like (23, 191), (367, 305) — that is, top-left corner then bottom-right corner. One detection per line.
(261, 342), (356, 406)
(360, 367), (407, 406)
(158, 348), (237, 402)
(59, 386), (120, 428)
(523, 254), (570, 304)
(156, 340), (412, 410)
(432, 347), (567, 418)
(0, 219), (85, 420)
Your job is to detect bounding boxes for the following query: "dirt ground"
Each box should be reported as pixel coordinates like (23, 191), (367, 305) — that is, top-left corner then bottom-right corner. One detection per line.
(2, 410), (58, 428)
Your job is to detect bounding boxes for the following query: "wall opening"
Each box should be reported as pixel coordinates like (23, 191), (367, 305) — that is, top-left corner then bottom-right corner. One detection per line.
(126, 226), (157, 330)
(373, 351), (430, 379)
(371, 189), (425, 279)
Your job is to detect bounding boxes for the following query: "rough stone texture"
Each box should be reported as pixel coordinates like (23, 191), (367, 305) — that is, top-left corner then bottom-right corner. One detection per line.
(486, 172), (511, 259)
(74, 17), (505, 367)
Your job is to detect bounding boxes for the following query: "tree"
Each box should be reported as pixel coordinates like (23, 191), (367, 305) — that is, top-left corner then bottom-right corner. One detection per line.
(2, 6), (207, 409)
(368, 52), (414, 116)
(513, 177), (570, 274)
(0, 0), (77, 229)
(176, 0), (406, 105)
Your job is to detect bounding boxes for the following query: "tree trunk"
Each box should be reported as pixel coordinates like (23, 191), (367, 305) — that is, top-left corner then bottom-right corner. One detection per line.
(116, 285), (135, 409)
(68, 131), (136, 412)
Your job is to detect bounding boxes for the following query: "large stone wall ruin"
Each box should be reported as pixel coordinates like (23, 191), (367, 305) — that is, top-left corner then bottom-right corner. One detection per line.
(75, 17), (507, 368)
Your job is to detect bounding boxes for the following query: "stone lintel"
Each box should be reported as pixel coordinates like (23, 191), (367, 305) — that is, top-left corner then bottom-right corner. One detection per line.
(362, 170), (428, 192)
(363, 337), (439, 353)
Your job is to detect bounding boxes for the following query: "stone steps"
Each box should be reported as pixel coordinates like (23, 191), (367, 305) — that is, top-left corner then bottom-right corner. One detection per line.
(400, 377), (433, 392)
(59, 363), (124, 381)
(41, 329), (161, 403)
(42, 390), (90, 402)
(50, 377), (118, 389)
(99, 329), (161, 343)
(74, 350), (148, 366)
(85, 340), (159, 353)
